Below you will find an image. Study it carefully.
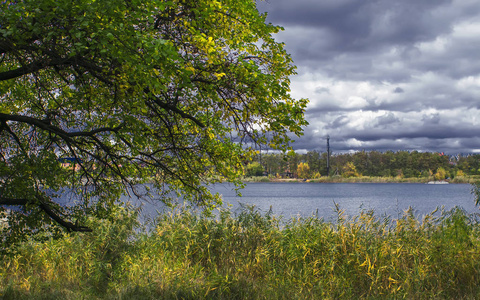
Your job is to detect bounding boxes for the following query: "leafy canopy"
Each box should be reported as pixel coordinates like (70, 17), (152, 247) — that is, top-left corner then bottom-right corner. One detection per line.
(0, 0), (308, 233)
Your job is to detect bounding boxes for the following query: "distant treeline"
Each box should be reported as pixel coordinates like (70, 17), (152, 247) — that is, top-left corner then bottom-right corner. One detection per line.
(246, 151), (480, 179)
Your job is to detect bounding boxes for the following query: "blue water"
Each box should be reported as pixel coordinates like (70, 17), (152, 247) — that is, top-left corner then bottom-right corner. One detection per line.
(214, 182), (478, 220)
(130, 182), (479, 222)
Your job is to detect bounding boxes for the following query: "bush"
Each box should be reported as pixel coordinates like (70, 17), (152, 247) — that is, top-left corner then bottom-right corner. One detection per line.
(245, 162), (264, 177)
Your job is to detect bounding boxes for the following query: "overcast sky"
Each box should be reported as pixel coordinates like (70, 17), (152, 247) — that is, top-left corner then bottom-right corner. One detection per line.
(256, 0), (480, 154)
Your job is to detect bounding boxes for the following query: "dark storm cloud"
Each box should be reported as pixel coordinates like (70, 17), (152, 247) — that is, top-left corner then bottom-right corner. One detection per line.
(258, 0), (453, 65)
(257, 0), (480, 153)
(351, 126), (480, 141)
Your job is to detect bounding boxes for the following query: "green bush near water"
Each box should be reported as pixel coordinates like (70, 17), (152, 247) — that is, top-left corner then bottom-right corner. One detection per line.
(2, 205), (480, 299)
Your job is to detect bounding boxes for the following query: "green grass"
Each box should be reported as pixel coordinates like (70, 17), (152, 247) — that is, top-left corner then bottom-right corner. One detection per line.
(2, 205), (480, 299)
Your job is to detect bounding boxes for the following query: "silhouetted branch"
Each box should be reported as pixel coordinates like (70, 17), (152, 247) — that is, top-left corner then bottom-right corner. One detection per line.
(0, 196), (92, 232)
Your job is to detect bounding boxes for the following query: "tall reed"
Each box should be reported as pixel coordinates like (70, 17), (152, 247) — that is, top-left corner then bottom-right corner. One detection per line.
(1, 204), (480, 299)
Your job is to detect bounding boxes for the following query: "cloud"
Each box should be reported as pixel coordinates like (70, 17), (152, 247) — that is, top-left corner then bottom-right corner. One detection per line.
(422, 113), (441, 125)
(326, 115), (349, 129)
(257, 0), (480, 153)
(374, 112), (400, 128)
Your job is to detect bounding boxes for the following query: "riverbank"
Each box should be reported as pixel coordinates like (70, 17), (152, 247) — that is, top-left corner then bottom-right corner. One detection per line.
(2, 206), (480, 299)
(242, 175), (480, 184)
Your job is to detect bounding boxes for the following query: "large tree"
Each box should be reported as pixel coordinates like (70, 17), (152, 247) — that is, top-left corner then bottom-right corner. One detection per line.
(0, 0), (308, 234)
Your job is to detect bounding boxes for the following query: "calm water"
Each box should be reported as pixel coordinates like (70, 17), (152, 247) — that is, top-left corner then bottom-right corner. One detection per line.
(208, 183), (478, 221)
(130, 182), (479, 222)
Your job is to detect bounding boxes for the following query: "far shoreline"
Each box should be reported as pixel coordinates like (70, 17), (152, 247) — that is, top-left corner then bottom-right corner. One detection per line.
(241, 176), (479, 184)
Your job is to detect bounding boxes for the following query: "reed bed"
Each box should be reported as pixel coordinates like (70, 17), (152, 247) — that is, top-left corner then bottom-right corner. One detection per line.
(2, 205), (480, 299)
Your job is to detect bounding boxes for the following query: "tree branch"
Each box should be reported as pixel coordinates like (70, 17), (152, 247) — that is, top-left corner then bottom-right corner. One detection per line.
(38, 201), (92, 232)
(0, 56), (78, 81)
(0, 113), (124, 141)
(0, 197), (29, 206)
(144, 88), (206, 128)
(0, 196), (92, 232)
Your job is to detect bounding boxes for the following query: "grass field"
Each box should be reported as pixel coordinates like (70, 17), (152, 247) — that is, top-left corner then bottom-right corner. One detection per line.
(2, 204), (480, 299)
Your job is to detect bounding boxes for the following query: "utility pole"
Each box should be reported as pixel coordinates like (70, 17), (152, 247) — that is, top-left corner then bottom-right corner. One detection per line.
(259, 144), (262, 166)
(326, 135), (330, 177)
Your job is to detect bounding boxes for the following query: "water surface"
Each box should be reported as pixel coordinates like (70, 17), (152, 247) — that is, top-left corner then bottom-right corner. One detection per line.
(131, 182), (479, 222)
(209, 182), (478, 221)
